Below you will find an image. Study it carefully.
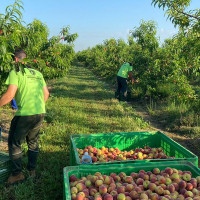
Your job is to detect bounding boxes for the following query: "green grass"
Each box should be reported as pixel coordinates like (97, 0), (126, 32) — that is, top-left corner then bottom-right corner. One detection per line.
(147, 99), (200, 137)
(0, 65), (149, 200)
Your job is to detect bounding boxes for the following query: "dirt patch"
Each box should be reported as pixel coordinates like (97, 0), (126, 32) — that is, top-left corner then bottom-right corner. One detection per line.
(0, 109), (14, 153)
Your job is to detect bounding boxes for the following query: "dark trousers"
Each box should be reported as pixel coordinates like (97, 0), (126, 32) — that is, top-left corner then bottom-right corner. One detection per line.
(116, 76), (128, 101)
(8, 114), (45, 175)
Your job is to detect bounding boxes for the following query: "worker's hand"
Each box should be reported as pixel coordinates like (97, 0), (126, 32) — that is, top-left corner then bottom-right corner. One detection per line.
(135, 79), (139, 83)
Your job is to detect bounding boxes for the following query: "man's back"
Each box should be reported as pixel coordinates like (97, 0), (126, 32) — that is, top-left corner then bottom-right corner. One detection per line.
(6, 68), (46, 116)
(117, 63), (133, 79)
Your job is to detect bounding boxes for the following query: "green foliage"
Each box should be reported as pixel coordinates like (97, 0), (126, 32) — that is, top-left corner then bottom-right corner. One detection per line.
(130, 20), (159, 53)
(76, 18), (199, 112)
(151, 0), (200, 32)
(77, 38), (130, 81)
(0, 1), (78, 92)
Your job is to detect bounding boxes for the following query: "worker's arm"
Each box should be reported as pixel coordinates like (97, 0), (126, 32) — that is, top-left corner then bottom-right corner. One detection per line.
(43, 86), (49, 103)
(128, 71), (134, 83)
(0, 85), (18, 107)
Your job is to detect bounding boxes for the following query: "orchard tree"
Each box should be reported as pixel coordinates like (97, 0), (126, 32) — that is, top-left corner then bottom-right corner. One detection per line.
(151, 0), (200, 32)
(60, 26), (78, 43)
(130, 20), (159, 54)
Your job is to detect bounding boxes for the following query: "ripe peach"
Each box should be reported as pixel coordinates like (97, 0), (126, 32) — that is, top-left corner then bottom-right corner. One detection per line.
(136, 178), (144, 185)
(171, 173), (180, 181)
(138, 173), (145, 179)
(116, 182), (122, 188)
(143, 180), (150, 189)
(139, 169), (146, 174)
(70, 180), (78, 187)
(152, 168), (160, 175)
(172, 183), (179, 191)
(190, 178), (197, 188)
(148, 183), (156, 191)
(90, 188), (98, 196)
(196, 176), (200, 184)
(124, 176), (133, 184)
(155, 186), (164, 195)
(119, 172), (126, 179)
(159, 197), (168, 200)
(163, 190), (170, 195)
(79, 149), (84, 155)
(71, 193), (77, 200)
(130, 172), (138, 179)
(99, 185), (108, 195)
(113, 176), (121, 182)
(94, 194), (103, 200)
(170, 192), (178, 199)
(110, 190), (118, 196)
(177, 194), (185, 200)
(82, 188), (89, 197)
(139, 193), (148, 200)
(71, 186), (78, 194)
(182, 173), (191, 182)
(77, 192), (85, 200)
(104, 176), (112, 185)
(158, 176), (166, 184)
(149, 192), (159, 200)
(81, 177), (87, 181)
(160, 183), (166, 190)
(192, 188), (199, 195)
(76, 183), (85, 192)
(143, 174), (150, 180)
(92, 157), (98, 163)
(92, 176), (98, 183)
(186, 182), (193, 191)
(184, 191), (193, 198)
(135, 186), (142, 193)
(117, 193), (126, 200)
(117, 186), (125, 194)
(179, 180), (187, 189)
(95, 180), (103, 187)
(129, 191), (139, 199)
(110, 173), (116, 178)
(70, 174), (78, 182)
(125, 184), (133, 192)
(167, 184), (175, 193)
(103, 193), (113, 200)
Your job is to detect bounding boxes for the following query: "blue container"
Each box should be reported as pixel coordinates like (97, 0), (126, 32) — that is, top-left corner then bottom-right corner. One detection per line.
(81, 152), (92, 164)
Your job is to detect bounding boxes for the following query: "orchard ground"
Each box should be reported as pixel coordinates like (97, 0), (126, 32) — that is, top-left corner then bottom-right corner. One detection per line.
(0, 64), (200, 199)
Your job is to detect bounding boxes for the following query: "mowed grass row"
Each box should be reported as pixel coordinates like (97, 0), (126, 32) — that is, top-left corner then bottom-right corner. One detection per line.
(0, 65), (149, 200)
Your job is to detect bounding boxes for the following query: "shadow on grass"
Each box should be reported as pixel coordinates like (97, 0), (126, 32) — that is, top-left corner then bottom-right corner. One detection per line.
(50, 86), (114, 101)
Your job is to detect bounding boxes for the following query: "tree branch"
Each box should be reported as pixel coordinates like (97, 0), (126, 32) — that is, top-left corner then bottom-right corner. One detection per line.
(173, 6), (200, 21)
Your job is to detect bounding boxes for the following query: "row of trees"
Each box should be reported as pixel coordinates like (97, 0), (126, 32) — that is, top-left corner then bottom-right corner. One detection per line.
(76, 0), (200, 132)
(76, 0), (200, 102)
(0, 0), (78, 93)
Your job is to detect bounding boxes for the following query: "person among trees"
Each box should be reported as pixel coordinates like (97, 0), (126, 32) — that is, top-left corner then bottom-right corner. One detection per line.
(115, 62), (135, 101)
(0, 49), (49, 185)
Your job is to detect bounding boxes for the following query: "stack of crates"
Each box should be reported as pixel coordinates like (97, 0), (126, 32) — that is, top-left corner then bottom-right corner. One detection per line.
(0, 152), (11, 184)
(64, 131), (199, 199)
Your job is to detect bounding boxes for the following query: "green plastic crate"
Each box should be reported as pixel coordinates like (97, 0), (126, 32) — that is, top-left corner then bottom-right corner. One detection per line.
(0, 152), (11, 184)
(63, 161), (200, 200)
(70, 131), (198, 167)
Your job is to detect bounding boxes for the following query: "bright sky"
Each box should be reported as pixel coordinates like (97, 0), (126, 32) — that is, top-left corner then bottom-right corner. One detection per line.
(0, 0), (199, 52)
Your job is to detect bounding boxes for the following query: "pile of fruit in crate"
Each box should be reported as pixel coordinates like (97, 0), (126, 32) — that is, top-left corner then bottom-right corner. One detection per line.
(77, 146), (175, 163)
(69, 167), (200, 200)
